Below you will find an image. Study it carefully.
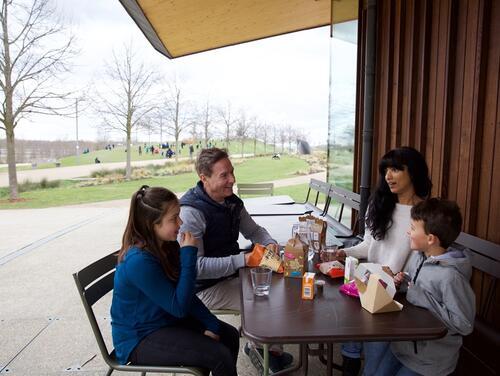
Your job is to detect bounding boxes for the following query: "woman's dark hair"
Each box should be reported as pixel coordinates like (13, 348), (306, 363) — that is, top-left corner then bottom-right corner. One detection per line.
(119, 185), (180, 280)
(366, 147), (432, 240)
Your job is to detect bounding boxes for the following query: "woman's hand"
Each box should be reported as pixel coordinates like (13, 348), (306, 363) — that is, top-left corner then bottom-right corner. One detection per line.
(204, 330), (220, 341)
(333, 249), (347, 261)
(179, 231), (197, 247)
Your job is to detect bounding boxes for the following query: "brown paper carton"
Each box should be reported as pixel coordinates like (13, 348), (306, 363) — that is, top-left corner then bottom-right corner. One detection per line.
(283, 235), (307, 278)
(354, 263), (403, 314)
(298, 214), (327, 252)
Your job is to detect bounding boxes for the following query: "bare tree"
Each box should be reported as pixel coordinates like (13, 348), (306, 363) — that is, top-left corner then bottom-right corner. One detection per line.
(260, 122), (269, 154)
(279, 126), (287, 153)
(217, 101), (235, 150)
(251, 117), (262, 156)
(272, 124), (278, 154)
(200, 99), (213, 148)
(235, 110), (251, 158)
(94, 44), (157, 179)
(285, 124), (296, 153)
(0, 0), (76, 199)
(163, 82), (193, 162)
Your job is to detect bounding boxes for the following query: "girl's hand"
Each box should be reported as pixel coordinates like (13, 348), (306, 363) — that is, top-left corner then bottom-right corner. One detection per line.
(334, 249), (347, 261)
(180, 231), (197, 247)
(204, 330), (220, 341)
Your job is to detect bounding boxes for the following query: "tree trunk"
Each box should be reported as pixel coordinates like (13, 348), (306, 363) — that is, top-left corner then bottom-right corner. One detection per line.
(125, 128), (132, 179)
(6, 127), (18, 199)
(253, 138), (257, 156)
(241, 139), (244, 158)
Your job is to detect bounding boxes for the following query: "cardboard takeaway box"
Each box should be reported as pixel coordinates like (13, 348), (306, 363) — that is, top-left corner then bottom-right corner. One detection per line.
(283, 235), (307, 278)
(354, 263), (403, 314)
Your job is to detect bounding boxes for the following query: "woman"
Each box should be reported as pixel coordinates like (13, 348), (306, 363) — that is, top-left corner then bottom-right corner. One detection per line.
(337, 147), (432, 375)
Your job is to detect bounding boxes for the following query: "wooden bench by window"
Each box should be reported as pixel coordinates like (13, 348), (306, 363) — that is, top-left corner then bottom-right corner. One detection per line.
(453, 233), (500, 376)
(323, 185), (362, 244)
(297, 178), (332, 216)
(237, 183), (274, 197)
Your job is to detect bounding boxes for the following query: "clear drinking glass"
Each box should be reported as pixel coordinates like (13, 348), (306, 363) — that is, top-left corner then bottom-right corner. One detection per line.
(250, 267), (272, 296)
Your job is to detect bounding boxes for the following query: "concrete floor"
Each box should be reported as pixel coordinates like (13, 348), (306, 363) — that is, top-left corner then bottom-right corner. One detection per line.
(0, 177), (347, 376)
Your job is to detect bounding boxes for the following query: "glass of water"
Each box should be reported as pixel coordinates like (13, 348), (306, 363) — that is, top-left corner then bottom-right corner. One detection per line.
(250, 267), (272, 296)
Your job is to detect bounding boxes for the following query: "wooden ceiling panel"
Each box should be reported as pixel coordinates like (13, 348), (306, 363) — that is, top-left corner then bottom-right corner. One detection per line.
(121, 0), (358, 58)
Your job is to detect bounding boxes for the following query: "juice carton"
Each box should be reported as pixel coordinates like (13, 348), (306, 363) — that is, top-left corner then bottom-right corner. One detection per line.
(302, 272), (315, 300)
(344, 256), (359, 284)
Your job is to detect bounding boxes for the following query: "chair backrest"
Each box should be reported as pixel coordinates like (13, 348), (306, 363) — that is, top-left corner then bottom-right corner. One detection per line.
(73, 251), (206, 375)
(73, 251), (119, 366)
(323, 185), (361, 236)
(302, 179), (332, 215)
(237, 183), (274, 197)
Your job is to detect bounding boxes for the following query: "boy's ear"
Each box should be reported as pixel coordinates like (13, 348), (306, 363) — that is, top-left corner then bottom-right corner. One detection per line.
(427, 233), (440, 247)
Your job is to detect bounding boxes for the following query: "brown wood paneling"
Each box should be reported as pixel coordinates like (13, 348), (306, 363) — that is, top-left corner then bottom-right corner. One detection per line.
(356, 0), (500, 347)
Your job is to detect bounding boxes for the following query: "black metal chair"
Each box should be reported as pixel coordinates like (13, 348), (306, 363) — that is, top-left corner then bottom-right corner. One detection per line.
(72, 251), (206, 376)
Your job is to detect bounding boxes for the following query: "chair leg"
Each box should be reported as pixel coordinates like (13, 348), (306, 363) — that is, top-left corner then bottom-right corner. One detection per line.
(141, 372), (146, 376)
(105, 367), (113, 376)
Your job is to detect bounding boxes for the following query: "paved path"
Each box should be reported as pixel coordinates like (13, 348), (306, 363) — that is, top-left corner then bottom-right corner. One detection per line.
(0, 154), (257, 187)
(0, 170), (341, 375)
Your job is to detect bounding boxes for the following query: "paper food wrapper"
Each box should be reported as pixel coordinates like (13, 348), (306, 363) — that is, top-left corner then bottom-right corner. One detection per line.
(283, 235), (307, 278)
(298, 215), (327, 252)
(259, 247), (284, 273)
(354, 263), (403, 314)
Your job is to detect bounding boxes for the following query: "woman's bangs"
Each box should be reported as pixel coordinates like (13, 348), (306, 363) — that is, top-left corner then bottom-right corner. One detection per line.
(379, 154), (405, 174)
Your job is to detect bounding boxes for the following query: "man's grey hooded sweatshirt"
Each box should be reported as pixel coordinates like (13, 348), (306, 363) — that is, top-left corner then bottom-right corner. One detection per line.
(391, 248), (475, 376)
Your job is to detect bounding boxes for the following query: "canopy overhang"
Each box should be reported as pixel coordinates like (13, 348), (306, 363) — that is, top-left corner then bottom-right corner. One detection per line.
(119, 0), (358, 59)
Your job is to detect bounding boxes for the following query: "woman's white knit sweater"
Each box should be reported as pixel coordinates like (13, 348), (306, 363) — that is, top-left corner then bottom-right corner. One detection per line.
(344, 203), (413, 273)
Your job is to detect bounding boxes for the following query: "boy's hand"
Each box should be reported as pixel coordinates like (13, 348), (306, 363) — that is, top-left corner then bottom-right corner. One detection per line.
(179, 231), (197, 247)
(394, 272), (410, 289)
(204, 330), (220, 341)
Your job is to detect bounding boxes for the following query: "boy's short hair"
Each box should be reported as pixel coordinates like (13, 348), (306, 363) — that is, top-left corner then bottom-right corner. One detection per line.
(195, 148), (229, 177)
(411, 198), (462, 248)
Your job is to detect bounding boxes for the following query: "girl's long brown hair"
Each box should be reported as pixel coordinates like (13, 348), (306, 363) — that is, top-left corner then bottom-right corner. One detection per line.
(119, 185), (180, 280)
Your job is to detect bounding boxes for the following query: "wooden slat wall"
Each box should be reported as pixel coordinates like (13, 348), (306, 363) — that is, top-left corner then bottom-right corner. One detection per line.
(355, 0), (500, 335)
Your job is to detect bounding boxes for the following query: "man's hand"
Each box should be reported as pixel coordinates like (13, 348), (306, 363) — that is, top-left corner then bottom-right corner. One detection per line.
(204, 330), (220, 341)
(179, 231), (197, 247)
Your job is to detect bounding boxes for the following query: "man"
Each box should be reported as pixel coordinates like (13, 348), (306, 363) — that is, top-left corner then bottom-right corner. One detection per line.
(179, 148), (293, 372)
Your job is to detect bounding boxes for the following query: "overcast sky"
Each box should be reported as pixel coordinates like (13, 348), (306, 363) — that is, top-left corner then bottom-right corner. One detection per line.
(10, 1), (357, 146)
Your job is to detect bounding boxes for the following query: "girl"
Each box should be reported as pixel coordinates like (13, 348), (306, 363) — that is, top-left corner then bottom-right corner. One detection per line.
(335, 147), (432, 375)
(111, 185), (239, 376)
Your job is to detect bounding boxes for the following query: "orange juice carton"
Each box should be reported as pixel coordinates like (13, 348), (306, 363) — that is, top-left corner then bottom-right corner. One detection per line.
(302, 272), (316, 300)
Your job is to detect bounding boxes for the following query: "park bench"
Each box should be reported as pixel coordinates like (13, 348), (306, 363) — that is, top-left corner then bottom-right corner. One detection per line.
(299, 178), (332, 217)
(237, 183), (274, 197)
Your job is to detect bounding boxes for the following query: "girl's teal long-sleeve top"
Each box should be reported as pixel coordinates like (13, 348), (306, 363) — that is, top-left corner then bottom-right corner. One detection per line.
(110, 246), (220, 364)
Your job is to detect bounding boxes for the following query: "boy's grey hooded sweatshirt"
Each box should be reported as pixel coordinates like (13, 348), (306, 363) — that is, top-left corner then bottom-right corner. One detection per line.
(390, 248), (475, 376)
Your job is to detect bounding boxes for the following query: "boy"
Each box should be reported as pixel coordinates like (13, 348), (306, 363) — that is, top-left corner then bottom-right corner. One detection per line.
(364, 198), (475, 376)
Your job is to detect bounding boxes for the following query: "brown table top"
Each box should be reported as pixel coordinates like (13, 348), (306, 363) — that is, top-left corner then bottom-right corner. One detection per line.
(239, 268), (447, 344)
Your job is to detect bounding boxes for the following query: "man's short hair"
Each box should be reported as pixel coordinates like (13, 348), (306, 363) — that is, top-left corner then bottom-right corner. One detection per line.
(411, 198), (463, 248)
(195, 148), (229, 177)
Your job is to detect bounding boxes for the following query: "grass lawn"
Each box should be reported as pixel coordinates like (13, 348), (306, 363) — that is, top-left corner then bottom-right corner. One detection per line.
(0, 140), (282, 172)
(0, 156), (309, 209)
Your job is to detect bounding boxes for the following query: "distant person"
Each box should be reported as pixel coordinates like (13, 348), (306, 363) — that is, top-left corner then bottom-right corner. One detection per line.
(189, 144), (194, 160)
(363, 198), (475, 376)
(94, 157), (101, 164)
(166, 148), (174, 159)
(138, 146), (142, 156)
(111, 186), (239, 375)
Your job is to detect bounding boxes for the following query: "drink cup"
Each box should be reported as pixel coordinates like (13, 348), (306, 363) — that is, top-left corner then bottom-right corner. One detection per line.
(250, 267), (272, 296)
